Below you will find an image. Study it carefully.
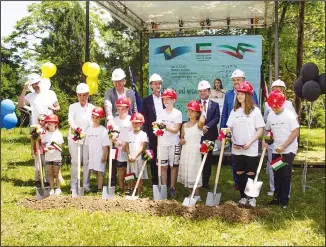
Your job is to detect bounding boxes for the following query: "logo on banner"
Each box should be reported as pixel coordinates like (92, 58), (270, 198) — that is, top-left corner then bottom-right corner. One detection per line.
(218, 43), (256, 59)
(154, 45), (191, 60)
(196, 43), (211, 53)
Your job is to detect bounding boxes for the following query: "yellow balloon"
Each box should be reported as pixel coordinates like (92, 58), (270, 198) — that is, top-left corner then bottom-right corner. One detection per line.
(87, 77), (98, 95)
(41, 62), (57, 78)
(82, 62), (91, 76)
(87, 63), (101, 78)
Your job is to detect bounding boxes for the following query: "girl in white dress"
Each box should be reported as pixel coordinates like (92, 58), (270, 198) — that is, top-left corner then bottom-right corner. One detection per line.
(124, 112), (148, 195)
(178, 100), (206, 199)
(85, 107), (110, 192)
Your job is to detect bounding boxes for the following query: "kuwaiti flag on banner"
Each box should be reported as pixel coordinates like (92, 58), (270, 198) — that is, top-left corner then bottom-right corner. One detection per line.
(129, 66), (142, 112)
(270, 156), (287, 171)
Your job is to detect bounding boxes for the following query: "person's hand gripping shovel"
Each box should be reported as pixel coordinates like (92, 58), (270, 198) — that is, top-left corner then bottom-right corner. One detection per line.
(31, 125), (50, 200)
(183, 140), (214, 206)
(206, 128), (231, 206)
(102, 123), (120, 199)
(152, 123), (167, 200)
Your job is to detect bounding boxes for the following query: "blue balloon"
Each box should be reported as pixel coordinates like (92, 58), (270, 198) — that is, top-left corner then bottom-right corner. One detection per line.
(1, 99), (15, 117)
(3, 113), (18, 129)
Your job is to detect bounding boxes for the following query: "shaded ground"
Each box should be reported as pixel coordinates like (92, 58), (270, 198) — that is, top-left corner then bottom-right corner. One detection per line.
(19, 195), (271, 223)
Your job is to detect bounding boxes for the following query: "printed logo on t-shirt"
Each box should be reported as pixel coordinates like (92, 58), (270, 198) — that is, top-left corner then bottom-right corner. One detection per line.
(271, 122), (284, 126)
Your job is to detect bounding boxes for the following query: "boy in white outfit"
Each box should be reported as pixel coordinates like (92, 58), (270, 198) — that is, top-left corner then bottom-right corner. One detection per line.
(154, 88), (182, 198)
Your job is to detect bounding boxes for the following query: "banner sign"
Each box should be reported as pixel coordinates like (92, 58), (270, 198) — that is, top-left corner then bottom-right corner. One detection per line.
(149, 35), (262, 120)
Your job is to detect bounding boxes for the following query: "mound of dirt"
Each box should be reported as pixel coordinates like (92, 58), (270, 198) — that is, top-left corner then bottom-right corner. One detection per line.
(19, 196), (271, 223)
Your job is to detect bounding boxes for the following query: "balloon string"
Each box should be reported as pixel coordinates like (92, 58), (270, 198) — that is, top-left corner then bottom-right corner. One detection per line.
(302, 101), (314, 193)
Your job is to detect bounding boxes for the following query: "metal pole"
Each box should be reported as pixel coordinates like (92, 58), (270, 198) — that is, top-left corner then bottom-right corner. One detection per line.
(139, 31), (143, 97)
(268, 27), (273, 87)
(85, 0), (90, 63)
(274, 1), (279, 79)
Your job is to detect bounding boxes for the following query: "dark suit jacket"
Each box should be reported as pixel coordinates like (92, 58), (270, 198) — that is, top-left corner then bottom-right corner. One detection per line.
(141, 94), (165, 142)
(202, 99), (220, 141)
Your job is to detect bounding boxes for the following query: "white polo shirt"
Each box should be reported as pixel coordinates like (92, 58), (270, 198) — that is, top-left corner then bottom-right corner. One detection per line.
(265, 108), (299, 154)
(25, 90), (58, 125)
(68, 102), (95, 141)
(227, 106), (266, 156)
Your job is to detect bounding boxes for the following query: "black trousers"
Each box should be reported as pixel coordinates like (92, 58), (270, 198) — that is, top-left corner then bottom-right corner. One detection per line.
(272, 152), (295, 205)
(202, 149), (215, 186)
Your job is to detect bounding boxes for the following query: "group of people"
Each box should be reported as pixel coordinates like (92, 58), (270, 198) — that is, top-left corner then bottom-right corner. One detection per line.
(19, 67), (299, 209)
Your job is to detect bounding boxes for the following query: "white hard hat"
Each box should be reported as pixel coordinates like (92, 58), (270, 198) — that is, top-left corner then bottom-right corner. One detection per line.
(76, 83), (90, 93)
(271, 79), (286, 89)
(231, 69), (246, 78)
(27, 73), (41, 85)
(197, 80), (211, 90)
(112, 68), (126, 81)
(149, 73), (163, 83)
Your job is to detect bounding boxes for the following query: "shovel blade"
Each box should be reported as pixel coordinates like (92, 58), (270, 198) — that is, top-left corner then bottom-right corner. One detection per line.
(125, 195), (139, 200)
(205, 192), (221, 206)
(102, 186), (115, 199)
(182, 197), (198, 207)
(245, 178), (263, 198)
(36, 187), (50, 200)
(153, 185), (162, 200)
(160, 185), (168, 199)
(78, 187), (84, 196)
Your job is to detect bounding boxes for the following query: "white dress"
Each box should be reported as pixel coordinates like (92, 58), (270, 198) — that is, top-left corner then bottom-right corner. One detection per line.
(177, 124), (203, 188)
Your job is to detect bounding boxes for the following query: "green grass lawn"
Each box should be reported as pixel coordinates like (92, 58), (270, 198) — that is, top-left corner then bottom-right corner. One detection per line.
(1, 128), (325, 246)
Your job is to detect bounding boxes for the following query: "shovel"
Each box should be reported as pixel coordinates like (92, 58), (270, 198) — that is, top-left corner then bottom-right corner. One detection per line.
(153, 136), (167, 200)
(206, 138), (226, 206)
(102, 138), (116, 199)
(72, 142), (84, 197)
(35, 141), (50, 200)
(244, 147), (267, 198)
(182, 153), (208, 206)
(126, 160), (148, 200)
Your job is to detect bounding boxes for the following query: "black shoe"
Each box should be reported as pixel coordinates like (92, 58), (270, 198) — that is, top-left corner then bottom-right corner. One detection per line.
(267, 198), (280, 206)
(34, 181), (41, 188)
(44, 182), (50, 188)
(202, 184), (210, 189)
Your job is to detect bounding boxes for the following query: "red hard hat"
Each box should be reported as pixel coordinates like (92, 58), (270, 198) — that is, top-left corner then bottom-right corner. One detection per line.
(130, 112), (145, 124)
(236, 81), (254, 95)
(161, 88), (178, 100)
(44, 114), (59, 124)
(267, 89), (286, 108)
(92, 106), (105, 118)
(116, 97), (131, 107)
(187, 100), (201, 112)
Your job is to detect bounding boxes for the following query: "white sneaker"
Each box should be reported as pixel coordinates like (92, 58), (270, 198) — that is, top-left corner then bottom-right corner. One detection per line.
(267, 191), (274, 196)
(213, 142), (219, 152)
(54, 189), (62, 195)
(248, 198), (257, 208)
(49, 189), (55, 196)
(238, 197), (248, 207)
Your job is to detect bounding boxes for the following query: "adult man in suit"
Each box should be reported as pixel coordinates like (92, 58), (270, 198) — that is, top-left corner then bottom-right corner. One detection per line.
(198, 80), (220, 189)
(141, 73), (165, 186)
(220, 69), (259, 190)
(104, 68), (137, 124)
(103, 68), (137, 187)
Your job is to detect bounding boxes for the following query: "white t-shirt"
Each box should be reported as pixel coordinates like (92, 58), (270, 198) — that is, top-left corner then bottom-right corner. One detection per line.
(85, 125), (110, 172)
(113, 115), (132, 162)
(42, 129), (64, 162)
(265, 108), (299, 154)
(157, 108), (183, 146)
(227, 106), (266, 156)
(25, 90), (58, 125)
(126, 131), (148, 161)
(68, 102), (95, 143)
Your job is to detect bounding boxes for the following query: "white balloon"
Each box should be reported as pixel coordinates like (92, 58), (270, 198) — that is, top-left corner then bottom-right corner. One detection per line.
(40, 77), (51, 91)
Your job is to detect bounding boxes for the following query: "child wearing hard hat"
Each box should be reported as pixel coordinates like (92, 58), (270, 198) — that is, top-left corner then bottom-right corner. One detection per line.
(263, 90), (299, 209)
(42, 114), (64, 196)
(154, 88), (183, 198)
(85, 107), (110, 192)
(263, 79), (298, 197)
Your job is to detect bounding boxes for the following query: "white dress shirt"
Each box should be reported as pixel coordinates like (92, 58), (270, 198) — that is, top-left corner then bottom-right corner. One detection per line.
(153, 94), (164, 117)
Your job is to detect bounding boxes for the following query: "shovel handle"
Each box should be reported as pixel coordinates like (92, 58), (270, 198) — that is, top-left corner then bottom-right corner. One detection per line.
(157, 136), (162, 188)
(108, 138), (113, 187)
(254, 147), (267, 182)
(131, 160), (147, 197)
(77, 142), (81, 191)
(190, 153), (208, 200)
(213, 139), (225, 194)
(35, 141), (45, 190)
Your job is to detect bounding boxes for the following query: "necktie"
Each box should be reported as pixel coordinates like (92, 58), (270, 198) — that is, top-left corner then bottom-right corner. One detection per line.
(203, 100), (207, 112)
